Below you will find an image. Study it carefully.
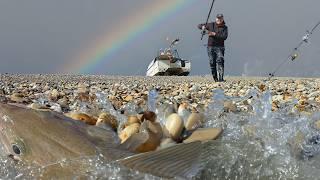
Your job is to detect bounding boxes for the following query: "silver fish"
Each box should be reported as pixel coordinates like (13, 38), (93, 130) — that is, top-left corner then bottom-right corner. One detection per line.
(0, 103), (210, 179)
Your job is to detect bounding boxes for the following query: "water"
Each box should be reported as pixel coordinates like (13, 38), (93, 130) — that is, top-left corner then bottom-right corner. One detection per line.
(199, 88), (320, 179)
(2, 87), (320, 179)
(148, 89), (158, 112)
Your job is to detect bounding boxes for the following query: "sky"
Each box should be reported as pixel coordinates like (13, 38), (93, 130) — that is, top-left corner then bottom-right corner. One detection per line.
(0, 0), (319, 77)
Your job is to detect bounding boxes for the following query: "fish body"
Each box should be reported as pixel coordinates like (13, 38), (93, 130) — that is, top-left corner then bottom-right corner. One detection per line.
(0, 103), (210, 179)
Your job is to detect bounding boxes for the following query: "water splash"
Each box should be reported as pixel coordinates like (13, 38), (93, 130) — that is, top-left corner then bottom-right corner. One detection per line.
(95, 92), (118, 114)
(3, 88), (320, 179)
(95, 91), (127, 129)
(205, 89), (225, 128)
(148, 89), (158, 112)
(199, 87), (320, 179)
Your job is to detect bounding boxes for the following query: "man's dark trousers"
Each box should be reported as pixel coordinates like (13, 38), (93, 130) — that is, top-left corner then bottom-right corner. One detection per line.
(207, 46), (225, 82)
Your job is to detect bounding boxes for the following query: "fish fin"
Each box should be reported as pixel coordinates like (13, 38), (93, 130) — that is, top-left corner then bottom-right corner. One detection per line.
(118, 133), (149, 152)
(117, 141), (211, 179)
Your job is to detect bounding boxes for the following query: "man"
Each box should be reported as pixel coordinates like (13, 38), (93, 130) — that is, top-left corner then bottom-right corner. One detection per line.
(198, 13), (228, 82)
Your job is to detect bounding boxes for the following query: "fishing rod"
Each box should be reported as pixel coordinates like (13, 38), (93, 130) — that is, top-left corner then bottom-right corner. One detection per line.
(201, 0), (216, 40)
(268, 20), (320, 79)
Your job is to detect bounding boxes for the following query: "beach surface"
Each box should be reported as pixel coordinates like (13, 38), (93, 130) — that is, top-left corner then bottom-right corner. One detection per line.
(1, 74), (320, 179)
(0, 74), (319, 113)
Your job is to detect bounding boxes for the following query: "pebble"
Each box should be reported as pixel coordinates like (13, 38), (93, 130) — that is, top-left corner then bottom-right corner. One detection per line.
(96, 112), (118, 131)
(314, 120), (320, 130)
(29, 103), (50, 111)
(164, 113), (184, 141)
(1, 75), (318, 115)
(183, 128), (223, 143)
(49, 89), (60, 101)
(224, 100), (237, 113)
(178, 102), (191, 123)
(119, 123), (140, 143)
(141, 111), (156, 122)
(2, 75), (320, 154)
(64, 112), (97, 125)
(10, 93), (28, 103)
(134, 121), (162, 153)
(185, 113), (204, 131)
(124, 95), (133, 102)
(126, 115), (140, 125)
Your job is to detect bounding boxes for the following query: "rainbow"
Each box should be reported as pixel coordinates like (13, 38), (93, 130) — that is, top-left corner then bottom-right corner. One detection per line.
(64, 0), (196, 74)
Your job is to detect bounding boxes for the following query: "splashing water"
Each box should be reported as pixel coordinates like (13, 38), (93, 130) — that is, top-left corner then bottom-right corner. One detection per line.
(95, 92), (113, 111)
(199, 88), (320, 179)
(95, 91), (127, 128)
(2, 88), (320, 179)
(148, 89), (158, 113)
(205, 89), (225, 127)
(34, 93), (49, 106)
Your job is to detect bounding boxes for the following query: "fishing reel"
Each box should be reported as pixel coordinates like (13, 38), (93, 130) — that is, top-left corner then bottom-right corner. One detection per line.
(201, 26), (209, 35)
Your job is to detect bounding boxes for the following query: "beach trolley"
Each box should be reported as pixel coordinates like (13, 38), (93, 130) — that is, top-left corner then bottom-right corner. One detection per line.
(146, 38), (191, 76)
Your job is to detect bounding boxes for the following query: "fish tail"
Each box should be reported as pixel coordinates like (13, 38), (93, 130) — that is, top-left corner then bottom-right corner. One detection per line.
(117, 141), (211, 179)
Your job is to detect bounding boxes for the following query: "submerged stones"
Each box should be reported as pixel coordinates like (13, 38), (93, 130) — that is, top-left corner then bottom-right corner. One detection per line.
(119, 114), (163, 153)
(117, 107), (222, 153)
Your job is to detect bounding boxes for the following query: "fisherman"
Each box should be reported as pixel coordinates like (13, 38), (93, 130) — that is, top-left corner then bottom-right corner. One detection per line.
(198, 13), (228, 82)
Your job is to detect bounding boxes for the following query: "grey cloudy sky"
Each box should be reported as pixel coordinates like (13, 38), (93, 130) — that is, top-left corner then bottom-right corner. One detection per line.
(0, 0), (319, 77)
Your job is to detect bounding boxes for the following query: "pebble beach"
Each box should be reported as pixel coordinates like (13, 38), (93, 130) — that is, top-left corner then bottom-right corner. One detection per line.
(1, 74), (320, 113)
(2, 74), (320, 179)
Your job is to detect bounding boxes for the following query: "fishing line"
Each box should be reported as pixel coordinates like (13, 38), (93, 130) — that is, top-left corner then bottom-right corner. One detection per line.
(268, 20), (320, 80)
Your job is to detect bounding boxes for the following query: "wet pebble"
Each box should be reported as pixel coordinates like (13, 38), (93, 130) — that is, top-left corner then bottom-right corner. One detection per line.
(65, 112), (97, 125)
(164, 113), (184, 141)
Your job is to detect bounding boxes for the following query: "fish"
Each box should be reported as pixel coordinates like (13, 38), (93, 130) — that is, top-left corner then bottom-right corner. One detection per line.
(0, 103), (211, 179)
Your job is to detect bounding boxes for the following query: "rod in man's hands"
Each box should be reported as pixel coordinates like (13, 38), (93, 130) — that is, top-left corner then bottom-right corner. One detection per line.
(201, 0), (216, 40)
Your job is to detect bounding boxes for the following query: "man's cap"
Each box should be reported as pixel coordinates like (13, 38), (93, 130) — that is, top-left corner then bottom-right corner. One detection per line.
(216, 13), (224, 18)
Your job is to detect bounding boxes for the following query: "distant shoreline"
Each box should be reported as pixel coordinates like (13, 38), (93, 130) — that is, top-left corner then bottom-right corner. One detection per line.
(0, 74), (319, 80)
